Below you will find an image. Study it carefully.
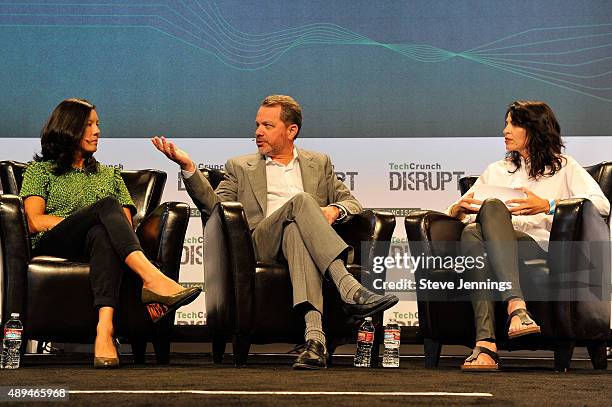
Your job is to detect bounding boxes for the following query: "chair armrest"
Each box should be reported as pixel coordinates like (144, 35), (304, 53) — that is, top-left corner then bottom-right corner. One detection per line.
(405, 210), (465, 243)
(135, 202), (190, 281)
(333, 210), (396, 265)
(548, 198), (610, 277)
(550, 198), (609, 242)
(405, 210), (466, 272)
(0, 195), (31, 323)
(203, 202), (256, 334)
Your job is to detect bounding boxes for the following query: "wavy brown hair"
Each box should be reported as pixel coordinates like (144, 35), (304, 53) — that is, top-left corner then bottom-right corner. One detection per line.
(505, 100), (565, 178)
(261, 94), (302, 138)
(34, 98), (98, 175)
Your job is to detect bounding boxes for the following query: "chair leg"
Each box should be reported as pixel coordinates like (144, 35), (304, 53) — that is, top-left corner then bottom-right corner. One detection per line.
(369, 320), (383, 368)
(586, 341), (608, 370)
(212, 335), (227, 364)
(326, 340), (338, 367)
(424, 338), (442, 368)
(554, 339), (575, 372)
(153, 322), (172, 365)
(232, 334), (251, 367)
(130, 336), (147, 365)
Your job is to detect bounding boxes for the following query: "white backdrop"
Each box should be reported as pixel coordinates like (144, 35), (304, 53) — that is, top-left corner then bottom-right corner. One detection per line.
(2, 137), (611, 327)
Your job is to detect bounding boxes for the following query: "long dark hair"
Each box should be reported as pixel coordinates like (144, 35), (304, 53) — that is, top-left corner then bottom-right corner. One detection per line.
(34, 98), (98, 175)
(505, 100), (565, 178)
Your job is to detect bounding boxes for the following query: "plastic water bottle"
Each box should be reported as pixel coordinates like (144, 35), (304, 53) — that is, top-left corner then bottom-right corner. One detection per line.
(354, 317), (375, 367)
(382, 318), (400, 367)
(1, 313), (23, 369)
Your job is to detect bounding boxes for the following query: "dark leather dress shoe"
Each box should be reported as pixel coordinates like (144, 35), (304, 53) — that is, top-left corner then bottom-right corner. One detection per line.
(292, 340), (327, 370)
(342, 288), (399, 319)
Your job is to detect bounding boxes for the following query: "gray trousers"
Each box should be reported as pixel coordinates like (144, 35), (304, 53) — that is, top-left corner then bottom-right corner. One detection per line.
(251, 192), (348, 313)
(461, 199), (546, 341)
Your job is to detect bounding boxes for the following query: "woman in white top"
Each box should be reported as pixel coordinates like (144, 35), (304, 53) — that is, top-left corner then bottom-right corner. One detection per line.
(448, 100), (610, 371)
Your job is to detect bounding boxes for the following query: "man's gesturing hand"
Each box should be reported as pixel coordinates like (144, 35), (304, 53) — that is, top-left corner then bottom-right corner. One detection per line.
(151, 136), (195, 172)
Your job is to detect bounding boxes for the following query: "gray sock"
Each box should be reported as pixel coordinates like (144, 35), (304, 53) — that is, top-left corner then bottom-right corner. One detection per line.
(327, 259), (361, 304)
(304, 310), (326, 348)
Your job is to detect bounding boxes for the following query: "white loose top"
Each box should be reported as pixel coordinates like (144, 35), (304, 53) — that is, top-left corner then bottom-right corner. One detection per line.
(446, 154), (610, 243)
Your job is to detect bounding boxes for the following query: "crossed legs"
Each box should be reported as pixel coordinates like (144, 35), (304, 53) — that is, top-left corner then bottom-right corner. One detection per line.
(251, 192), (393, 359)
(35, 196), (187, 361)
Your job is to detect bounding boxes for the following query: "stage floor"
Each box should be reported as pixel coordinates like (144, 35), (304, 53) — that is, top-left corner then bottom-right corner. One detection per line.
(2, 351), (610, 406)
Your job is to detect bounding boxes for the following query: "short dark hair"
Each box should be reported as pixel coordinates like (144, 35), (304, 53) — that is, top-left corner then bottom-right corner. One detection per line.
(505, 100), (565, 178)
(261, 95), (302, 137)
(35, 98), (98, 175)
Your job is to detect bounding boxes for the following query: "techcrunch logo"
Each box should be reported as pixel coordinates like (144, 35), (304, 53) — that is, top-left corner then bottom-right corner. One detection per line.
(335, 171), (358, 191)
(388, 162), (464, 191)
(332, 166), (358, 191)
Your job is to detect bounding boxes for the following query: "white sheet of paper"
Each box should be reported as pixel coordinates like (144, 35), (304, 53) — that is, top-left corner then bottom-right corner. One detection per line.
(473, 185), (526, 207)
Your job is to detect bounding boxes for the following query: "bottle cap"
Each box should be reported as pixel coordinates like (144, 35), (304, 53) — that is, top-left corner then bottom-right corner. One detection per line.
(10, 313), (19, 318)
(365, 316), (372, 321)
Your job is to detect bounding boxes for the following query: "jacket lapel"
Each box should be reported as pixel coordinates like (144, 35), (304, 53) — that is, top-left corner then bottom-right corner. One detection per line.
(246, 154), (268, 216)
(298, 149), (320, 196)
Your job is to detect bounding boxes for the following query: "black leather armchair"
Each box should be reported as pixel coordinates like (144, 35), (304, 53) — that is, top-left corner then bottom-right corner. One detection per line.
(200, 169), (396, 366)
(405, 161), (612, 371)
(0, 160), (190, 364)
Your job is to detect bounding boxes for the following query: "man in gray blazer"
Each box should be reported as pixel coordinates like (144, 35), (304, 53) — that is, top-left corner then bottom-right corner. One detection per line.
(152, 95), (398, 369)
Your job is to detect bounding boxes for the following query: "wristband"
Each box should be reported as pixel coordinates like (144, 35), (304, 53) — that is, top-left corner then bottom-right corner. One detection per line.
(548, 198), (556, 215)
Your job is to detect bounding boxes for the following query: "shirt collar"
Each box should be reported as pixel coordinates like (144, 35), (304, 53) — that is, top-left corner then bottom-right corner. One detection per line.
(265, 147), (299, 168)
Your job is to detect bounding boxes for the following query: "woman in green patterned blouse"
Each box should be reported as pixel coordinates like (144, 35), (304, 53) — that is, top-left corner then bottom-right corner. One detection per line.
(20, 98), (201, 368)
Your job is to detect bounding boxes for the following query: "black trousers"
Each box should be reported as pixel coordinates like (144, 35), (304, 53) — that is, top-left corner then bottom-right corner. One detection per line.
(34, 196), (142, 309)
(460, 198), (547, 341)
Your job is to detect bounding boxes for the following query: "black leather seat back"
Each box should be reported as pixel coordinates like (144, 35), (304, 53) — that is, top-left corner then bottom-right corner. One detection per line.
(202, 168), (226, 189)
(585, 161), (612, 203)
(459, 176), (478, 196)
(120, 170), (166, 228)
(0, 160), (27, 194)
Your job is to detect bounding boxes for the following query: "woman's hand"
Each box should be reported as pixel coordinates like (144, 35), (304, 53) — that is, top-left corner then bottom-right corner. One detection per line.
(506, 187), (550, 215)
(151, 136), (195, 172)
(449, 192), (482, 219)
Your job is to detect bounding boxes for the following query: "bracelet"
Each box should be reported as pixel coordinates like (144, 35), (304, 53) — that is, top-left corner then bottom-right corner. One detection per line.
(548, 198), (556, 215)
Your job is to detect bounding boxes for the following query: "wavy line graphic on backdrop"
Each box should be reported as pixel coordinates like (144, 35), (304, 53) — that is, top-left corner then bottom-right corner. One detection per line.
(1, 1), (611, 101)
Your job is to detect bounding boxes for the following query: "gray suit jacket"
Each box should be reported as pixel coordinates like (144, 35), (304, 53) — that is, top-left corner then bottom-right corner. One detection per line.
(183, 148), (362, 230)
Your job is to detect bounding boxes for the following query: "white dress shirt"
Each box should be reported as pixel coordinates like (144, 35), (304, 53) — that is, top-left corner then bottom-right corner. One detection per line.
(264, 148), (304, 217)
(447, 154), (610, 243)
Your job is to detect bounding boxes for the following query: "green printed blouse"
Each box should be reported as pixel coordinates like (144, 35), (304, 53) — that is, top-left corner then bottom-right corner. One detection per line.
(19, 160), (136, 248)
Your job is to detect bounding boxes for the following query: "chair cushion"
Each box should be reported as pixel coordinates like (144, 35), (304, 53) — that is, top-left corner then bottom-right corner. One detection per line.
(27, 257), (97, 341)
(251, 262), (304, 342)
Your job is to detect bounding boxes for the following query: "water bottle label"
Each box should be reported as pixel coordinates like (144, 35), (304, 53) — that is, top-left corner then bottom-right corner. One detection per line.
(384, 329), (400, 340)
(4, 328), (22, 340)
(357, 330), (374, 343)
(384, 329), (400, 348)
